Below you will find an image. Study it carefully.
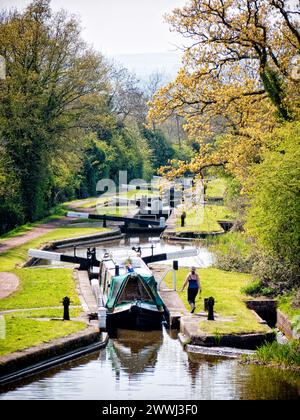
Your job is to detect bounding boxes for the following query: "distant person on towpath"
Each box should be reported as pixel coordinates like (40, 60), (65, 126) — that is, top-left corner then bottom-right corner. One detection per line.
(180, 267), (201, 314)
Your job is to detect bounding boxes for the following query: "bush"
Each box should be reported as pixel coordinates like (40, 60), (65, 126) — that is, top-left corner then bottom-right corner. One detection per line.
(0, 203), (25, 235)
(251, 251), (300, 292)
(241, 279), (275, 297)
(210, 232), (254, 273)
(246, 122), (300, 267)
(255, 340), (300, 367)
(292, 290), (300, 310)
(214, 246), (253, 273)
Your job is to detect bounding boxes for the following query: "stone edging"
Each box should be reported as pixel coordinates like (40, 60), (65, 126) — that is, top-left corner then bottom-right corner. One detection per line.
(277, 309), (299, 340)
(0, 326), (104, 377)
(51, 228), (123, 248)
(185, 343), (255, 358)
(179, 316), (275, 350)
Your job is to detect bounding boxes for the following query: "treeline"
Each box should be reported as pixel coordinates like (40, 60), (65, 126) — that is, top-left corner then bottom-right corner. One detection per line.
(149, 0), (300, 294)
(0, 0), (182, 234)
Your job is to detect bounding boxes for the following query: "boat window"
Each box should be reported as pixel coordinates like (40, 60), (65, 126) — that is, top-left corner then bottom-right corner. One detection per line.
(117, 275), (153, 303)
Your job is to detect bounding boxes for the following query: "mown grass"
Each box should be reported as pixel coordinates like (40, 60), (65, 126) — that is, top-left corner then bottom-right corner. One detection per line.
(2, 307), (83, 319)
(0, 224), (103, 355)
(0, 268), (80, 311)
(206, 178), (228, 198)
(176, 205), (234, 233)
(0, 315), (86, 356)
(0, 226), (110, 272)
(165, 268), (270, 335)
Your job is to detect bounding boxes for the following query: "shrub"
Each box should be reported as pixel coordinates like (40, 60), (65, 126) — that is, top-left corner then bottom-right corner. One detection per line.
(214, 246), (253, 273)
(255, 340), (300, 367)
(292, 290), (300, 310)
(0, 203), (25, 235)
(251, 251), (300, 292)
(242, 279), (275, 297)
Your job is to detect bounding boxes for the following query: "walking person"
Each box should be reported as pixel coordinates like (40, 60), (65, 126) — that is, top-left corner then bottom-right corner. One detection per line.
(181, 266), (201, 314)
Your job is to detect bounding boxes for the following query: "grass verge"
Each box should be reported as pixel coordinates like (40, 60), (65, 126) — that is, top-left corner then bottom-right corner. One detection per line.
(0, 226), (110, 272)
(0, 315), (86, 356)
(176, 205), (234, 233)
(0, 268), (81, 311)
(0, 224), (106, 355)
(165, 268), (270, 335)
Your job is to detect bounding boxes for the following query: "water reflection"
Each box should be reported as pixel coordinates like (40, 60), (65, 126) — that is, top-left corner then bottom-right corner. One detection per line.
(240, 365), (300, 400)
(0, 328), (299, 400)
(108, 329), (163, 377)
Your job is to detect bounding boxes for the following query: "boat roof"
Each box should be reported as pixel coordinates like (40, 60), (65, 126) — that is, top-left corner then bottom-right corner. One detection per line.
(106, 272), (164, 310)
(102, 253), (152, 277)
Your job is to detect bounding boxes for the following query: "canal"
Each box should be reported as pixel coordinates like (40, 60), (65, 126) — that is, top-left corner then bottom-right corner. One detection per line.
(1, 235), (299, 400)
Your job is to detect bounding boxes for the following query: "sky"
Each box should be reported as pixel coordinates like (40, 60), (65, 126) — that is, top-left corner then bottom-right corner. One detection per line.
(1, 0), (187, 55)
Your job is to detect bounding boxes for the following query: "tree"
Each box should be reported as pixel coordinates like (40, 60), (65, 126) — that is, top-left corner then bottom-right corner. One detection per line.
(142, 127), (175, 170)
(246, 122), (300, 267)
(0, 0), (110, 221)
(149, 0), (299, 130)
(149, 0), (300, 182)
(108, 64), (147, 124)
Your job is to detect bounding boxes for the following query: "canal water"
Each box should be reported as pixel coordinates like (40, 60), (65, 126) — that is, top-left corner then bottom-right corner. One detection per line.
(1, 328), (299, 400)
(1, 235), (299, 400)
(33, 234), (214, 269)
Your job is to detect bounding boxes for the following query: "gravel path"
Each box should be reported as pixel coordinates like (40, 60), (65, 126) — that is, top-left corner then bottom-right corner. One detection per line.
(0, 273), (20, 299)
(0, 217), (72, 254)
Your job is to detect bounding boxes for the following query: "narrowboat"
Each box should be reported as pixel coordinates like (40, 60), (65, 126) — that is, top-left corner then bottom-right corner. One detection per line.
(98, 252), (165, 331)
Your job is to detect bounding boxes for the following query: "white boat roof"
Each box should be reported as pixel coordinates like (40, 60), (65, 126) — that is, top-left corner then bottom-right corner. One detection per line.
(102, 253), (152, 277)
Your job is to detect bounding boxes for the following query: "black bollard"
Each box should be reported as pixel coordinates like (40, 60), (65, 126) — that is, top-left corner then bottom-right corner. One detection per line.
(181, 211), (186, 227)
(62, 296), (71, 321)
(103, 215), (107, 228)
(207, 296), (215, 321)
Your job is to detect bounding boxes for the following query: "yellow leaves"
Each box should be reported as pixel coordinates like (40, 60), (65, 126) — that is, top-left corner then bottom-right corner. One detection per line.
(149, 0), (299, 191)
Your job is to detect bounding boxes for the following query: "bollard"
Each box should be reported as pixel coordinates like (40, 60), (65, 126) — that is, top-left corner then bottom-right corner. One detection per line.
(207, 296), (215, 321)
(62, 296), (71, 320)
(103, 215), (107, 228)
(172, 261), (178, 290)
(181, 211), (186, 227)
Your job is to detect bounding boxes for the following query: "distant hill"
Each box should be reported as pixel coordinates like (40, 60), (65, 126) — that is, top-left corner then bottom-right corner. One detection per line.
(111, 52), (183, 83)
